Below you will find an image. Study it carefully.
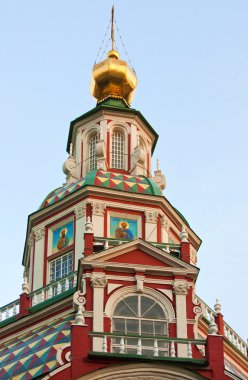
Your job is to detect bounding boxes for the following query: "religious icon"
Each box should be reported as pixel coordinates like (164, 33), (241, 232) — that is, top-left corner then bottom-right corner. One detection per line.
(110, 217), (137, 240)
(52, 221), (74, 254)
(57, 228), (69, 250)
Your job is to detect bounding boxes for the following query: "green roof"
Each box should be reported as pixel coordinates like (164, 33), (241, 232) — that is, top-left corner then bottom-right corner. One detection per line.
(40, 170), (162, 209)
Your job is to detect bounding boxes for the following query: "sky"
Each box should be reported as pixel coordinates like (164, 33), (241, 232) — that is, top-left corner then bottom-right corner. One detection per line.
(0, 1), (247, 340)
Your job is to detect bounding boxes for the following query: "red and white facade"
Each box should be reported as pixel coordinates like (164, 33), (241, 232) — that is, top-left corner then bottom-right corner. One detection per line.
(0, 48), (247, 380)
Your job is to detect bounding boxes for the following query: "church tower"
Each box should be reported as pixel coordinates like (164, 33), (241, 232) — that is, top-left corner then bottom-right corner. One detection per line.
(0, 8), (247, 380)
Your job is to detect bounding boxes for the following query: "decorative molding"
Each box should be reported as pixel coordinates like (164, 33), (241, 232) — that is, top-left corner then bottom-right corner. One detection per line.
(91, 275), (108, 288)
(145, 210), (158, 223)
(91, 201), (106, 216)
(173, 281), (189, 295)
(75, 203), (86, 220)
(33, 227), (45, 241)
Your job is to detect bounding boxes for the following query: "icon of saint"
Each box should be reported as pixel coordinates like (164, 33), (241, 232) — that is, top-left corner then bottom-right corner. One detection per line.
(57, 228), (69, 250)
(115, 221), (134, 240)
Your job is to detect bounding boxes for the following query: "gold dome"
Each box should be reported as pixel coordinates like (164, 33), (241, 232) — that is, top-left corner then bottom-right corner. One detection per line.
(90, 49), (138, 106)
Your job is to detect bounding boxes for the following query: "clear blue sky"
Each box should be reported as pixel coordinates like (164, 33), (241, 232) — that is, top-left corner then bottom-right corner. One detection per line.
(0, 1), (247, 340)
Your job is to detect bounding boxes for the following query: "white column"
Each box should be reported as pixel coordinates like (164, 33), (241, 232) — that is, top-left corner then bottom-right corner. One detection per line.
(33, 227), (45, 291)
(91, 273), (108, 351)
(145, 210), (158, 242)
(74, 203), (86, 263)
(91, 201), (106, 237)
(173, 280), (189, 357)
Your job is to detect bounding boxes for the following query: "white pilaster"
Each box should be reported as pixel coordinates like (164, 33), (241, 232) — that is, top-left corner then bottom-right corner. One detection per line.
(91, 201), (106, 237)
(33, 227), (45, 290)
(91, 273), (108, 351)
(161, 215), (169, 243)
(74, 203), (86, 263)
(173, 280), (189, 357)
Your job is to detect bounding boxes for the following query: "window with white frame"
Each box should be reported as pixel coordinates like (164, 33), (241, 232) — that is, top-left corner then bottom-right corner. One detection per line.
(49, 252), (73, 283)
(112, 131), (124, 169)
(112, 294), (168, 355)
(89, 133), (98, 171)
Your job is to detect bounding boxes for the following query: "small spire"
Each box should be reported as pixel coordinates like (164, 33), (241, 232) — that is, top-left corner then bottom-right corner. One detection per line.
(214, 299), (222, 314)
(111, 5), (115, 50)
(180, 226), (188, 242)
(22, 268), (29, 294)
(209, 317), (218, 335)
(75, 305), (85, 325)
(85, 216), (93, 233)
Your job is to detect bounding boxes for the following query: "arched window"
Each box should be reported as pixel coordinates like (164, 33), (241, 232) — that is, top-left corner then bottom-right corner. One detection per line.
(112, 131), (124, 169)
(112, 294), (168, 355)
(89, 134), (98, 171)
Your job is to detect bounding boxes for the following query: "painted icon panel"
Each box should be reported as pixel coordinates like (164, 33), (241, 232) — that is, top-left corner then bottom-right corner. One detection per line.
(52, 221), (74, 254)
(110, 216), (137, 240)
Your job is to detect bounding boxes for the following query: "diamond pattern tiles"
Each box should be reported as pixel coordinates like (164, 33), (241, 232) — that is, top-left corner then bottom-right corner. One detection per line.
(0, 315), (71, 380)
(41, 170), (162, 209)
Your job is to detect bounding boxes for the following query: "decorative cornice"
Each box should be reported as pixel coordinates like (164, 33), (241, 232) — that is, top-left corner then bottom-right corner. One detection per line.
(144, 210), (158, 223)
(33, 227), (45, 241)
(91, 275), (108, 288)
(173, 281), (189, 295)
(91, 201), (106, 216)
(75, 203), (86, 220)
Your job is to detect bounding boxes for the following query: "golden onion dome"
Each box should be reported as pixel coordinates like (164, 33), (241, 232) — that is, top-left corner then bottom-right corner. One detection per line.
(90, 48), (138, 106)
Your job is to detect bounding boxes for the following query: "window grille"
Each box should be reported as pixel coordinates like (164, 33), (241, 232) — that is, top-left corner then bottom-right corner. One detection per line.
(112, 132), (124, 169)
(50, 252), (73, 283)
(89, 134), (98, 171)
(112, 295), (168, 355)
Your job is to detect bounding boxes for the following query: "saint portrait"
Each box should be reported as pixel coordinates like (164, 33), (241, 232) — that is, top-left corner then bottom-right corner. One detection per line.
(110, 217), (137, 240)
(52, 221), (74, 254)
